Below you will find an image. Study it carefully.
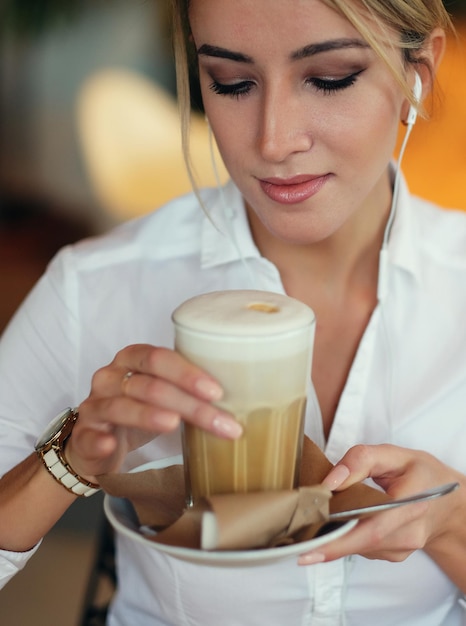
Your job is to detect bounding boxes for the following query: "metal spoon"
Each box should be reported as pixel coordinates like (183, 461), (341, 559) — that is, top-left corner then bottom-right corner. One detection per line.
(328, 482), (460, 522)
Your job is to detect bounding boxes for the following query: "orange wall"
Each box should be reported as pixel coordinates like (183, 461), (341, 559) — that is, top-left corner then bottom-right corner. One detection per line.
(398, 25), (466, 210)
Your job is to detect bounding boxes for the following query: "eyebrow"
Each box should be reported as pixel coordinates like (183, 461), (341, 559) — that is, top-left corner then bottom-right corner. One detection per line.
(197, 44), (252, 63)
(197, 38), (369, 63)
(291, 38), (370, 60)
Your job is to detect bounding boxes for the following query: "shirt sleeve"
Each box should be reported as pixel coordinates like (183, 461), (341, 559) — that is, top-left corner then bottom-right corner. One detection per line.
(0, 248), (79, 584)
(0, 542), (42, 591)
(0, 247), (80, 477)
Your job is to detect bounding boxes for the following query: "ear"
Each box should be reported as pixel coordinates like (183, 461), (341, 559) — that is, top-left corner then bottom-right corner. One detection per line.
(400, 27), (447, 123)
(428, 27), (447, 72)
(419, 27), (447, 96)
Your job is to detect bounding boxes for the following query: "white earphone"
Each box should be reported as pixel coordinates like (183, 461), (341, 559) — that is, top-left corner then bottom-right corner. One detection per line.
(405, 71), (423, 127)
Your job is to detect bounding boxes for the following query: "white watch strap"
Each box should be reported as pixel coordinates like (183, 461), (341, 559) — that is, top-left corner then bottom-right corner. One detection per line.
(42, 449), (100, 497)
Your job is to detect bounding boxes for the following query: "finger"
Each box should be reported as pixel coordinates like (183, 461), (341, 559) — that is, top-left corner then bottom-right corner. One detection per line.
(69, 396), (181, 476)
(120, 371), (243, 438)
(82, 377), (242, 440)
(112, 344), (225, 401)
(298, 501), (429, 565)
(322, 444), (415, 492)
(66, 426), (149, 480)
(78, 395), (180, 435)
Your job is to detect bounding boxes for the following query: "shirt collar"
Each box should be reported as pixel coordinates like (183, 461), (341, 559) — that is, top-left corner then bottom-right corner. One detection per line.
(201, 172), (422, 283)
(386, 169), (422, 284)
(201, 180), (260, 269)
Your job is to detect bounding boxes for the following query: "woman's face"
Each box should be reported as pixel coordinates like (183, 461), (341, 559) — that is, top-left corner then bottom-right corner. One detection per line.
(189, 0), (409, 245)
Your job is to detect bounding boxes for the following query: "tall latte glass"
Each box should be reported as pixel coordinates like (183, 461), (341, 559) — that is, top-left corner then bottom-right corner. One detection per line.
(172, 290), (316, 506)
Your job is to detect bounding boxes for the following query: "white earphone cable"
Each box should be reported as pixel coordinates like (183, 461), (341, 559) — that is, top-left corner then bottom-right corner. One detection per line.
(377, 86), (418, 442)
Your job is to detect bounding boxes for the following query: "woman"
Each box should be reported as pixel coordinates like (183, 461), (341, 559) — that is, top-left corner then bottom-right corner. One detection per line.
(1, 0), (465, 624)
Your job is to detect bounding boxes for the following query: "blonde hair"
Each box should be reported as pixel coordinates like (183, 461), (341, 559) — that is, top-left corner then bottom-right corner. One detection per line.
(170, 0), (453, 185)
(321, 0), (453, 96)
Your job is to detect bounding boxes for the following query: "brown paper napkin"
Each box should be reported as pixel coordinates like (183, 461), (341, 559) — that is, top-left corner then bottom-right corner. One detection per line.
(99, 436), (391, 551)
(299, 437), (391, 516)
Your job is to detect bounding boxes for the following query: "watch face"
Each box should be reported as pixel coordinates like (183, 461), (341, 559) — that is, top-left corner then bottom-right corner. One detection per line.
(35, 408), (73, 448)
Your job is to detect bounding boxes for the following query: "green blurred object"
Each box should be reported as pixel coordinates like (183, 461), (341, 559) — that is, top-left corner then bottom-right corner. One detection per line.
(0, 0), (84, 36)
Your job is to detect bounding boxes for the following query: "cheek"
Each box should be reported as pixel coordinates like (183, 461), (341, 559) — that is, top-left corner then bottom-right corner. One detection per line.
(206, 108), (253, 170)
(202, 97), (247, 166)
(327, 100), (400, 166)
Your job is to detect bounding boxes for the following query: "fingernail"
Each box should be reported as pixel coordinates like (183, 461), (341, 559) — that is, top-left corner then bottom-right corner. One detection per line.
(298, 552), (325, 566)
(195, 378), (223, 401)
(212, 416), (243, 438)
(321, 465), (350, 490)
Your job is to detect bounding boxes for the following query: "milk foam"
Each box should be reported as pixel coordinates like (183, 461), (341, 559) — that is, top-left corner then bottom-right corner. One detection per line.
(172, 290), (315, 361)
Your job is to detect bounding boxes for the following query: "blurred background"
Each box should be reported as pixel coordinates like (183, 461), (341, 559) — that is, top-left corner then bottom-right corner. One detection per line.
(0, 1), (465, 625)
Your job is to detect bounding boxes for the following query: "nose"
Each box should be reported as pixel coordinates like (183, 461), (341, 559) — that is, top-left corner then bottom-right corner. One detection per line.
(257, 86), (313, 163)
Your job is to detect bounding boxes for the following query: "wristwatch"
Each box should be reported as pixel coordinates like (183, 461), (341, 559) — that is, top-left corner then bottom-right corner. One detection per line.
(35, 407), (100, 497)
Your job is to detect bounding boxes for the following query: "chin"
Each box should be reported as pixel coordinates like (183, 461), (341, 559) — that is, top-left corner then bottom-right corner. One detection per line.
(262, 212), (342, 246)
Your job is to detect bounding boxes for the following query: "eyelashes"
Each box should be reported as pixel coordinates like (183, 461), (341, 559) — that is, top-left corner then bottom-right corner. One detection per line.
(308, 69), (364, 95)
(209, 69), (365, 99)
(209, 80), (254, 98)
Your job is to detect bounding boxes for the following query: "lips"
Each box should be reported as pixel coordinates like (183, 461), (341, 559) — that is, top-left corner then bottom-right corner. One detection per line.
(258, 174), (331, 205)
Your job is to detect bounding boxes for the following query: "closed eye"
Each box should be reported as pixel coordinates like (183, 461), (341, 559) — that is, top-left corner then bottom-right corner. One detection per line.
(307, 69), (365, 95)
(209, 79), (255, 98)
(209, 69), (364, 99)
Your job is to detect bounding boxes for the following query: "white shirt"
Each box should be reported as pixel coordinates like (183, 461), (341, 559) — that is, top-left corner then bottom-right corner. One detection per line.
(1, 177), (466, 625)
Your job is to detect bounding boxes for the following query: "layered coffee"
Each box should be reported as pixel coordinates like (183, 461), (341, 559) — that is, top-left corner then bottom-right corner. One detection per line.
(183, 393), (307, 501)
(172, 290), (315, 505)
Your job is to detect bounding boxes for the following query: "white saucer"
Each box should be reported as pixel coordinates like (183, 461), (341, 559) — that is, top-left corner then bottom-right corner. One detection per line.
(104, 456), (358, 568)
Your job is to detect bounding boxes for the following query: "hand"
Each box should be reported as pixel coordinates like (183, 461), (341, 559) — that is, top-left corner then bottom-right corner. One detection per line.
(65, 344), (242, 481)
(298, 444), (465, 567)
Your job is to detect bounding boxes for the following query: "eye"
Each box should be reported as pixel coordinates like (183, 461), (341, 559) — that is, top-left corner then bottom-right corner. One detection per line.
(307, 69), (365, 95)
(209, 79), (255, 99)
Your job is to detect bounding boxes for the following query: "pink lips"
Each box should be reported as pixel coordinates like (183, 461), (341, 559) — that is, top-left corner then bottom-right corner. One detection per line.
(259, 174), (330, 205)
